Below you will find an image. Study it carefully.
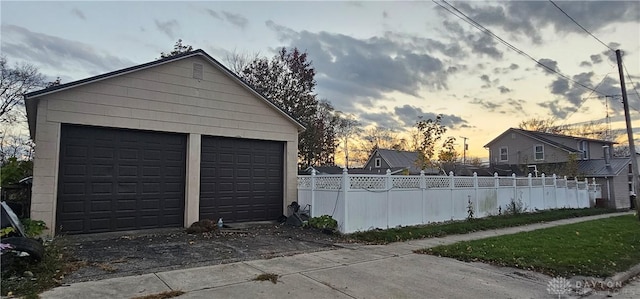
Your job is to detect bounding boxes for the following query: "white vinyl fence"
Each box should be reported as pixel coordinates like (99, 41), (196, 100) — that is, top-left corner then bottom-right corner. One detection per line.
(297, 169), (602, 234)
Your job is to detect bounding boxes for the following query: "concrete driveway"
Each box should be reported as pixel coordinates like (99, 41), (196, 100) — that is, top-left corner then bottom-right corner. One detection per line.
(40, 212), (634, 299)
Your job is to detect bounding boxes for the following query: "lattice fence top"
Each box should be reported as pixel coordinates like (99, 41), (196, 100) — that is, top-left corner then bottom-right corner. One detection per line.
(531, 178), (543, 186)
(454, 177), (474, 188)
(350, 176), (386, 190)
(297, 173), (600, 191)
(556, 179), (567, 187)
(315, 176), (342, 190)
(298, 177), (311, 189)
(498, 177), (513, 187)
(425, 176), (450, 188)
(477, 177), (495, 187)
(392, 176), (421, 188)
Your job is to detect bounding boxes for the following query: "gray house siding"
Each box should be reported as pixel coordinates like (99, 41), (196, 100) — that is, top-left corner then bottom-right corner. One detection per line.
(489, 135), (570, 165)
(363, 152), (392, 172)
(611, 173), (631, 209)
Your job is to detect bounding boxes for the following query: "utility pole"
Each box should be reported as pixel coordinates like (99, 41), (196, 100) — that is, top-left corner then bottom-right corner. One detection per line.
(616, 49), (640, 219)
(460, 136), (468, 165)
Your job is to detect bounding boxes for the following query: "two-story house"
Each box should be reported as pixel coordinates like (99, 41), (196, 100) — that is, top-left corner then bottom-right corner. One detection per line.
(485, 128), (632, 209)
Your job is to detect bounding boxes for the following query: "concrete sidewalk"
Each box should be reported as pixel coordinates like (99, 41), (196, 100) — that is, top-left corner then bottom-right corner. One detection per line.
(40, 212), (633, 299)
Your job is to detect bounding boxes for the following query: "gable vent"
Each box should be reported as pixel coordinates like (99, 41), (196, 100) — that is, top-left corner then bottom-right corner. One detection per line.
(193, 63), (203, 80)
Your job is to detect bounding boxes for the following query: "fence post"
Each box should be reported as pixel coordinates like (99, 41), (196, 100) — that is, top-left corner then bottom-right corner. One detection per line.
(420, 170), (426, 224)
(528, 173), (533, 210)
(311, 169), (316, 217)
(512, 173), (517, 205)
(574, 176), (579, 207)
(342, 167), (349, 232)
(386, 169), (392, 228)
(450, 171), (455, 219)
(473, 172), (479, 217)
(494, 172), (499, 212)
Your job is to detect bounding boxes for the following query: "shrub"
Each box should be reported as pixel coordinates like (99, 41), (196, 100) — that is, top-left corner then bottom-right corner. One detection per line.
(307, 215), (338, 230)
(21, 219), (48, 237)
(505, 197), (527, 215)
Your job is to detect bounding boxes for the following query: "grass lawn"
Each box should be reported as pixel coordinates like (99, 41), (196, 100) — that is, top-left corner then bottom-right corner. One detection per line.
(417, 214), (640, 278)
(347, 208), (618, 244)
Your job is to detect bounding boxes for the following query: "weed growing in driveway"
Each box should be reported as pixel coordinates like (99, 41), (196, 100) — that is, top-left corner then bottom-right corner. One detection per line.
(130, 290), (186, 299)
(1, 238), (73, 298)
(346, 208), (617, 244)
(419, 215), (640, 278)
(254, 273), (279, 284)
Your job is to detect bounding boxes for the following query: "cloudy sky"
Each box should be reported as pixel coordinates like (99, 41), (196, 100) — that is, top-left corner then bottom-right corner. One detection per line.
(2, 0), (639, 160)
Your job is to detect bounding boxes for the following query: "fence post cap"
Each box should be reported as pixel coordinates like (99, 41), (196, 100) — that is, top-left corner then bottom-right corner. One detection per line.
(342, 167), (348, 174)
(420, 170), (425, 176)
(386, 169), (392, 175)
(494, 172), (499, 177)
(528, 173), (532, 178)
(473, 172), (477, 177)
(541, 173), (545, 178)
(311, 169), (317, 175)
(449, 171), (454, 176)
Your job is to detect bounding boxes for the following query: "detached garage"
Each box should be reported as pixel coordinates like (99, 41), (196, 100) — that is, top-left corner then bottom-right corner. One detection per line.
(25, 50), (304, 235)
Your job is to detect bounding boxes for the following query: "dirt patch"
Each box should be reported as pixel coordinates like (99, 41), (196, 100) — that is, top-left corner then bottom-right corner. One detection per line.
(58, 223), (347, 284)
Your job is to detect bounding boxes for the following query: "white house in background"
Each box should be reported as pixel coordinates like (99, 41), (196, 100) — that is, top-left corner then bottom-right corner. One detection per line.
(25, 49), (305, 235)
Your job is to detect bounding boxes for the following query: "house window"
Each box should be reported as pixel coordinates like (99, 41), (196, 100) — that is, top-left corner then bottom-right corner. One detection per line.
(374, 158), (381, 168)
(579, 140), (589, 160)
(499, 147), (508, 161)
(534, 144), (544, 160)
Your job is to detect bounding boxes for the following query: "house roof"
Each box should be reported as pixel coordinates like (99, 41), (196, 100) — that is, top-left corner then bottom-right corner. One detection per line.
(484, 128), (615, 152)
(24, 49), (306, 139)
(576, 158), (630, 177)
(363, 148), (424, 173)
(302, 166), (344, 175)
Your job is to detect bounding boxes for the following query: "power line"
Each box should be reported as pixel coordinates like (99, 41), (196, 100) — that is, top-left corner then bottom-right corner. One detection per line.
(433, 0), (606, 96)
(622, 61), (640, 103)
(562, 69), (614, 124)
(547, 0), (614, 52)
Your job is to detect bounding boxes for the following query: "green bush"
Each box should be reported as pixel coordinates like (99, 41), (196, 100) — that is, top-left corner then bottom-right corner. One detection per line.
(21, 219), (48, 237)
(307, 215), (338, 230)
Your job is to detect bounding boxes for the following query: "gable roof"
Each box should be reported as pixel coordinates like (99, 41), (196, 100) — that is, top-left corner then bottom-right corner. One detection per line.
(576, 158), (630, 177)
(24, 49), (306, 139)
(484, 128), (615, 152)
(364, 148), (424, 174)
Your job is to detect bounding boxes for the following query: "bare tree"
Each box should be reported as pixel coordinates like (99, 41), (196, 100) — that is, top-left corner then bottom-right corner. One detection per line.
(519, 117), (621, 141)
(334, 112), (362, 168)
(1, 56), (45, 123)
(518, 117), (563, 134)
(223, 48), (261, 75)
(0, 124), (34, 163)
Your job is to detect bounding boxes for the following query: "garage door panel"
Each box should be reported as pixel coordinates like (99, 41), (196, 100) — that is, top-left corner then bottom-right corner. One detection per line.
(57, 124), (186, 234)
(200, 136), (283, 223)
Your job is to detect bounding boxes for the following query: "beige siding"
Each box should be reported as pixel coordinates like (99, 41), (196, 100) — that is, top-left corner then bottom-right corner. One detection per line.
(30, 99), (61, 232)
(30, 56), (300, 235)
(41, 57), (297, 141)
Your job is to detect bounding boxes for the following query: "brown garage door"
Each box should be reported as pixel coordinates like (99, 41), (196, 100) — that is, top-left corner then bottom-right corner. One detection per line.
(200, 136), (284, 223)
(57, 124), (186, 234)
